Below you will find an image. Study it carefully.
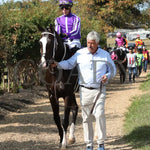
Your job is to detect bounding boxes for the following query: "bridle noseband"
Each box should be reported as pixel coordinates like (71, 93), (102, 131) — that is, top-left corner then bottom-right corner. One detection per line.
(41, 32), (58, 60)
(40, 31), (66, 66)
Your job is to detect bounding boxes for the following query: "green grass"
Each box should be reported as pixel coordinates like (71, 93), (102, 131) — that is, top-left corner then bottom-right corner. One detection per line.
(124, 74), (150, 150)
(139, 73), (150, 91)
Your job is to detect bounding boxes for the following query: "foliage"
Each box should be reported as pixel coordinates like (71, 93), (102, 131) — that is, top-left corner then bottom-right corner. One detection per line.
(0, 0), (59, 65)
(76, 0), (150, 31)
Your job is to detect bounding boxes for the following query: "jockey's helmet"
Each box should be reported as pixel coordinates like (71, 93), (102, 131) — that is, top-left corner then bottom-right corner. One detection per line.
(116, 32), (122, 38)
(136, 34), (140, 38)
(59, 0), (73, 7)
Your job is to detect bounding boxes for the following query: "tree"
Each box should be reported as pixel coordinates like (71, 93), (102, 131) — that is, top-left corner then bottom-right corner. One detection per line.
(75, 0), (150, 31)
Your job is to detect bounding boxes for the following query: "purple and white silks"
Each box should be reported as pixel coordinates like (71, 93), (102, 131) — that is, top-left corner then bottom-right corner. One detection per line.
(55, 13), (81, 49)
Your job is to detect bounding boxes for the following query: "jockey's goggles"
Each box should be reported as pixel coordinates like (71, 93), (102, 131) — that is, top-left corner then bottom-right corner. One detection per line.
(60, 5), (70, 10)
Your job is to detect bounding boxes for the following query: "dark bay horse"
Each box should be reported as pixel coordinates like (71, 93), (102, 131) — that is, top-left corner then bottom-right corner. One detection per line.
(38, 25), (78, 150)
(110, 47), (127, 83)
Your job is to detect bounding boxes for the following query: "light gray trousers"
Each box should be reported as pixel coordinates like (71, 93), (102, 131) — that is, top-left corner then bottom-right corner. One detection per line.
(80, 86), (106, 147)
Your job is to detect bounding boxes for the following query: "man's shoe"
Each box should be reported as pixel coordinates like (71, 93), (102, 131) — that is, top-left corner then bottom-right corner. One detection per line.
(86, 146), (93, 150)
(97, 144), (105, 150)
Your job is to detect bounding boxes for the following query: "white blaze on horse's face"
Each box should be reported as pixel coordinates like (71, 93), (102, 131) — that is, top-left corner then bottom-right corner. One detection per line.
(40, 36), (48, 67)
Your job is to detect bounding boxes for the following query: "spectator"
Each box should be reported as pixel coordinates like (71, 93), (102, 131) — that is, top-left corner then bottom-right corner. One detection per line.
(136, 48), (144, 77)
(135, 35), (144, 48)
(142, 46), (149, 72)
(122, 46), (138, 83)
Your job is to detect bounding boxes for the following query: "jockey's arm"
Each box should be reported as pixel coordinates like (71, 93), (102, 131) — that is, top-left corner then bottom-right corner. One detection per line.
(115, 40), (118, 47)
(123, 38), (126, 46)
(66, 17), (81, 38)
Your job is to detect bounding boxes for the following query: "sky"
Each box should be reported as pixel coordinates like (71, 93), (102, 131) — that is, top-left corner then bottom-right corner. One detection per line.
(0, 0), (48, 5)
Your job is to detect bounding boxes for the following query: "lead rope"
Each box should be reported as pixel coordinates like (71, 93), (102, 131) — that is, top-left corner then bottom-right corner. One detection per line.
(90, 80), (103, 114)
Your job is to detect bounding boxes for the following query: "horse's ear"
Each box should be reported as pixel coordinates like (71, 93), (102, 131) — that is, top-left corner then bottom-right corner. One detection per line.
(49, 24), (55, 32)
(36, 24), (45, 32)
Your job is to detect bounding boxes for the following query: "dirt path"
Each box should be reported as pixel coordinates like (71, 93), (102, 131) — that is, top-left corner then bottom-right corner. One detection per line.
(0, 71), (148, 150)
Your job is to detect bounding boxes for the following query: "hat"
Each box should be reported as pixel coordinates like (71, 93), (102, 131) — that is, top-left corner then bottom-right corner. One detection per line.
(59, 0), (73, 6)
(128, 46), (133, 50)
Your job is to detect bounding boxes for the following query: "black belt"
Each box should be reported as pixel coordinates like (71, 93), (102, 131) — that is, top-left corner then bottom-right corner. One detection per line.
(80, 85), (98, 90)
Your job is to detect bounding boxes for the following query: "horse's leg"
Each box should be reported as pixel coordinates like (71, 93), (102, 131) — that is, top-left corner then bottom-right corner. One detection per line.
(118, 64), (123, 84)
(49, 95), (63, 145)
(120, 73), (123, 84)
(60, 96), (71, 150)
(122, 63), (127, 83)
(123, 71), (126, 83)
(68, 93), (78, 144)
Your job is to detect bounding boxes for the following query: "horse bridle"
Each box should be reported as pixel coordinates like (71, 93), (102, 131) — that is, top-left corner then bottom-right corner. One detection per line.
(41, 31), (66, 62)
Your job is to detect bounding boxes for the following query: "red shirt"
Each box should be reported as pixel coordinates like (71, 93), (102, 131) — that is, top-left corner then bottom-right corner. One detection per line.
(142, 51), (149, 60)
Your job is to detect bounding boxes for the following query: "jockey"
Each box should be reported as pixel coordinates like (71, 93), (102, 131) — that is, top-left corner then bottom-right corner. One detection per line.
(115, 32), (126, 48)
(55, 0), (81, 54)
(135, 34), (144, 48)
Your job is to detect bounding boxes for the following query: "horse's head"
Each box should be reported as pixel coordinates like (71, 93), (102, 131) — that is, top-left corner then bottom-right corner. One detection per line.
(115, 48), (127, 60)
(39, 24), (59, 68)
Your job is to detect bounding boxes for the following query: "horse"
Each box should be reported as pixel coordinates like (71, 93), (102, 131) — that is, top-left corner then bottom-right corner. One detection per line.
(38, 24), (78, 150)
(110, 47), (127, 83)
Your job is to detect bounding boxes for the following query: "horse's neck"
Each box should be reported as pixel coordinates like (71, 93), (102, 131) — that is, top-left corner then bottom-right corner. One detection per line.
(55, 42), (71, 62)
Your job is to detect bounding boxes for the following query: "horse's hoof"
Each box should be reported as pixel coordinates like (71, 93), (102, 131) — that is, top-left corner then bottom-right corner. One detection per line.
(68, 137), (76, 144)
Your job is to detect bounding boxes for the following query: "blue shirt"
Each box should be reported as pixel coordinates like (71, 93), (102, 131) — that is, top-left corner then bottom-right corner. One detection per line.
(58, 47), (116, 88)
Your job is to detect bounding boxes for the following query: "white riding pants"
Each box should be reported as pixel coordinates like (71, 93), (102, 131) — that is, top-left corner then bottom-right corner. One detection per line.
(80, 86), (106, 147)
(64, 39), (81, 49)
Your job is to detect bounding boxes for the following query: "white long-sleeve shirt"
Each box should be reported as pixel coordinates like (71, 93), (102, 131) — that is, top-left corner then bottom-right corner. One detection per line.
(58, 47), (116, 88)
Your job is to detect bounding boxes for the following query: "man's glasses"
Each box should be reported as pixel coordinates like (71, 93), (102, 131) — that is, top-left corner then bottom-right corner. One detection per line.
(60, 5), (70, 10)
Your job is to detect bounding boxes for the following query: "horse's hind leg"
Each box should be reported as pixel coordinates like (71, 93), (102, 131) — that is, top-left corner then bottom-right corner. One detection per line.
(68, 94), (78, 144)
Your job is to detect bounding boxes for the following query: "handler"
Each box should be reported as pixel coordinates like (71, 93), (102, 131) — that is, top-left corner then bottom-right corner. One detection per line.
(51, 31), (116, 150)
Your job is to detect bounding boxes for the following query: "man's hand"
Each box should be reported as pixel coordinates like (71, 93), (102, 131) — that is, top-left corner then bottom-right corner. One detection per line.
(102, 74), (108, 83)
(50, 61), (58, 68)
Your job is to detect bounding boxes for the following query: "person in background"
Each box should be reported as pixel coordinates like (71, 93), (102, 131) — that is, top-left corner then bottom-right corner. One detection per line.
(142, 46), (149, 72)
(136, 48), (144, 77)
(55, 0), (81, 54)
(115, 32), (126, 47)
(122, 46), (138, 83)
(135, 35), (144, 48)
(51, 31), (116, 150)
(123, 33), (128, 48)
